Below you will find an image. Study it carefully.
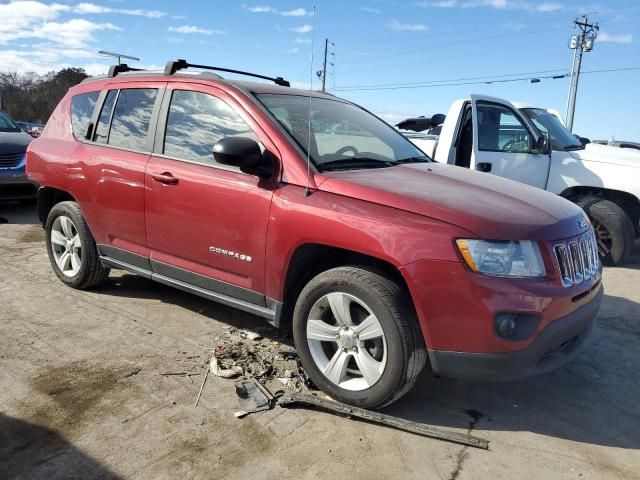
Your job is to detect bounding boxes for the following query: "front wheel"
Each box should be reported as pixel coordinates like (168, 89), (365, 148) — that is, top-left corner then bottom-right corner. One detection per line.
(576, 197), (635, 266)
(292, 266), (426, 409)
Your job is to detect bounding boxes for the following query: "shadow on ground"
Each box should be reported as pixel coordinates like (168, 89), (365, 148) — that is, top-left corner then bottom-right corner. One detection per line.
(0, 200), (39, 225)
(92, 270), (640, 452)
(0, 414), (120, 479)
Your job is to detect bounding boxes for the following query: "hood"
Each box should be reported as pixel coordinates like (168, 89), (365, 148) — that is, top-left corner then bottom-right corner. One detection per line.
(318, 163), (586, 241)
(571, 142), (640, 167)
(0, 130), (33, 154)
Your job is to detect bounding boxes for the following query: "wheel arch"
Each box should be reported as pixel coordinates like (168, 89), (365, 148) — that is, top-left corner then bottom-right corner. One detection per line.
(561, 186), (640, 236)
(279, 243), (415, 331)
(37, 187), (77, 227)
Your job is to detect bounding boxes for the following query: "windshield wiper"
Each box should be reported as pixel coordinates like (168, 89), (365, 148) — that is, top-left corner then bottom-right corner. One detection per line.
(392, 156), (431, 164)
(564, 144), (585, 151)
(320, 158), (395, 171)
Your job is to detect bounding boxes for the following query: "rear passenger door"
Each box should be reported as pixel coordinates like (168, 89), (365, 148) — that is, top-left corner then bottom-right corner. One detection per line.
(145, 83), (277, 305)
(73, 81), (165, 263)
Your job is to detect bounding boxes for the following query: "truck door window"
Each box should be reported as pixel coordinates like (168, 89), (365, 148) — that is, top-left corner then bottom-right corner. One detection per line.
(163, 90), (258, 169)
(477, 103), (530, 153)
(108, 88), (158, 151)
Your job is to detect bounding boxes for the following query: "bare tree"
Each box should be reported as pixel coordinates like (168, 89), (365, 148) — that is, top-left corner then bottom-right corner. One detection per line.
(0, 68), (88, 123)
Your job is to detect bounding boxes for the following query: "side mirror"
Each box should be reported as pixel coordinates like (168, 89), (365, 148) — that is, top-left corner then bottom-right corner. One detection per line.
(534, 136), (551, 154)
(213, 137), (272, 178)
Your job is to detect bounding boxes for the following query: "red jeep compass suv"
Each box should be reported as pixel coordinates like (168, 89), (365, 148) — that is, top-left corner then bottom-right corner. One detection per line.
(26, 60), (603, 408)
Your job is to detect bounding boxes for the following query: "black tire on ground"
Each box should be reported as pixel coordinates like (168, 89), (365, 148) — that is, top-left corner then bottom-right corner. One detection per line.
(45, 201), (110, 289)
(292, 266), (426, 409)
(576, 196), (635, 266)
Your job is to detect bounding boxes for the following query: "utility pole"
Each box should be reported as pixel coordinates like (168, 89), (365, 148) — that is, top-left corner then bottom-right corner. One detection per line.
(320, 38), (335, 92)
(565, 16), (598, 131)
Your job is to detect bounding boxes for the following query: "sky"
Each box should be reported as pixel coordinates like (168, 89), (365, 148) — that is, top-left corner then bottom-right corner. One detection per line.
(0, 0), (638, 140)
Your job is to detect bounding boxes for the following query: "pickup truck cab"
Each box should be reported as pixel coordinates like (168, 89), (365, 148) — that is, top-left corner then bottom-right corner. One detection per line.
(401, 94), (640, 266)
(27, 62), (602, 408)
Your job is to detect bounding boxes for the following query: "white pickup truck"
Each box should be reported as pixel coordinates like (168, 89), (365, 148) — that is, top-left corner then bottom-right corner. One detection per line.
(399, 94), (640, 265)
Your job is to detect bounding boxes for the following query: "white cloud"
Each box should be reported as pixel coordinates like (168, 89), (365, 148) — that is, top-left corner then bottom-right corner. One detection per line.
(243, 5), (312, 16)
(536, 2), (562, 12)
(294, 37), (312, 44)
(74, 3), (166, 18)
(599, 32), (633, 44)
(287, 47), (300, 53)
(360, 7), (381, 13)
(290, 24), (313, 33)
(504, 21), (525, 32)
(387, 20), (429, 32)
(420, 0), (564, 10)
(168, 25), (225, 35)
(281, 8), (310, 17)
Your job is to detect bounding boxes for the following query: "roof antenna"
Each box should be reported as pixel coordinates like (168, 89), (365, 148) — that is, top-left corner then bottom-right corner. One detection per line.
(304, 6), (316, 198)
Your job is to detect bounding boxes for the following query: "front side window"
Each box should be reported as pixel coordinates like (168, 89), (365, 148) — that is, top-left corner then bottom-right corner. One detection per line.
(108, 89), (157, 150)
(163, 90), (257, 166)
(257, 94), (427, 171)
(477, 103), (531, 153)
(521, 108), (583, 151)
(71, 91), (99, 140)
(94, 90), (117, 144)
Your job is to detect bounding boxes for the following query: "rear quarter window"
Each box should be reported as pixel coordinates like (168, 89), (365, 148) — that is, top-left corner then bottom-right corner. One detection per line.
(70, 92), (99, 140)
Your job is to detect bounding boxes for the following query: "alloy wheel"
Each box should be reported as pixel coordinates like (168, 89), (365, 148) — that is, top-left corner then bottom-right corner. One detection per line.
(592, 220), (613, 259)
(306, 292), (387, 391)
(50, 216), (82, 277)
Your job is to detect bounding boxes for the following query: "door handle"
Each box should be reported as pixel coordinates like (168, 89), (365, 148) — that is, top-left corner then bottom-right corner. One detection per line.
(151, 172), (179, 185)
(477, 162), (492, 173)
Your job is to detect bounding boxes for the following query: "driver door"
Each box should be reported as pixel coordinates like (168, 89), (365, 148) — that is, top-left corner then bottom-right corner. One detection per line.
(470, 95), (550, 189)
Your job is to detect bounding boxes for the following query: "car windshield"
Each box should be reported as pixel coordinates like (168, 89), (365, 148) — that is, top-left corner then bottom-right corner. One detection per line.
(256, 94), (429, 170)
(0, 111), (21, 133)
(521, 108), (583, 151)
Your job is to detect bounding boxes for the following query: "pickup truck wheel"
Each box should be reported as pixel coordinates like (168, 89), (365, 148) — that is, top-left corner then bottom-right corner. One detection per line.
(45, 201), (110, 289)
(293, 267), (426, 409)
(576, 197), (634, 266)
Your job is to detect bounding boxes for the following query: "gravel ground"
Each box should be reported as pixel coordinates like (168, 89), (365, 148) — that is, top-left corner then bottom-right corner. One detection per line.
(1, 201), (639, 480)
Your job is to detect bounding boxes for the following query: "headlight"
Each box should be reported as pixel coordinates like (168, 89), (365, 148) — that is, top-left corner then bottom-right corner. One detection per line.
(456, 239), (546, 278)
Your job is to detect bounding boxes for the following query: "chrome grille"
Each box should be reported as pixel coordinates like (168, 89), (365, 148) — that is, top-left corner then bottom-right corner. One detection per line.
(0, 152), (24, 168)
(554, 230), (600, 287)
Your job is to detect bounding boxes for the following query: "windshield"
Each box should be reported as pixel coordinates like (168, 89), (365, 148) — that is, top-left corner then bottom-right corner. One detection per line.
(521, 108), (583, 151)
(256, 94), (429, 170)
(0, 111), (21, 133)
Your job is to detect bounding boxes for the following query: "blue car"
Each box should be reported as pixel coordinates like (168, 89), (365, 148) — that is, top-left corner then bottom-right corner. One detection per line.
(0, 110), (37, 200)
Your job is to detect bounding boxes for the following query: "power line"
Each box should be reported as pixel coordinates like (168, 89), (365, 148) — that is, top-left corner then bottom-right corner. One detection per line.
(335, 68), (569, 90)
(332, 65), (640, 92)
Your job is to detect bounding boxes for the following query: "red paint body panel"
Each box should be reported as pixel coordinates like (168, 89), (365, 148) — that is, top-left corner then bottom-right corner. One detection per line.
(401, 259), (600, 352)
(26, 73), (601, 368)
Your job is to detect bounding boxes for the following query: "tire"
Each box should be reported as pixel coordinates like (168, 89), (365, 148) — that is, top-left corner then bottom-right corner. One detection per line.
(576, 197), (635, 266)
(45, 201), (110, 289)
(292, 266), (426, 409)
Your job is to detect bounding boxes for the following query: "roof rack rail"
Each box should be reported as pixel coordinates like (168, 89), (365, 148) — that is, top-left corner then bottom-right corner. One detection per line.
(164, 59), (290, 87)
(107, 63), (145, 78)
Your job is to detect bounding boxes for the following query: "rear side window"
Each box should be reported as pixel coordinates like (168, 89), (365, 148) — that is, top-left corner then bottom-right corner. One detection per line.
(70, 92), (99, 140)
(108, 89), (158, 151)
(163, 90), (257, 166)
(94, 90), (117, 144)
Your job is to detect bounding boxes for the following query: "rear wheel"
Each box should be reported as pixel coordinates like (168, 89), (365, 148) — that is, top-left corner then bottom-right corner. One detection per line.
(45, 201), (110, 289)
(576, 197), (635, 266)
(292, 266), (426, 409)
